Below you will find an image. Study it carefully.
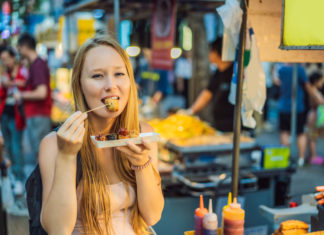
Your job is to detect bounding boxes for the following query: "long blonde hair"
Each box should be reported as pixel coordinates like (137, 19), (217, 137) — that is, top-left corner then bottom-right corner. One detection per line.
(71, 35), (149, 234)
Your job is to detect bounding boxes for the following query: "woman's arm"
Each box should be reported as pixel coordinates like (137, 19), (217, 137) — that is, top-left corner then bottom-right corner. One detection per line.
(116, 122), (164, 226)
(40, 111), (87, 235)
(134, 123), (164, 226)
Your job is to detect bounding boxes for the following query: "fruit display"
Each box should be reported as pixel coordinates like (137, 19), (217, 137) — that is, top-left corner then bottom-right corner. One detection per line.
(148, 114), (216, 140)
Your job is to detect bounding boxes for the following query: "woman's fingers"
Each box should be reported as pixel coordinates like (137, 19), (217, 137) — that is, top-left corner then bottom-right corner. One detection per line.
(65, 113), (87, 139)
(59, 111), (83, 133)
(140, 138), (151, 150)
(126, 141), (143, 154)
(58, 111), (87, 139)
(70, 125), (85, 143)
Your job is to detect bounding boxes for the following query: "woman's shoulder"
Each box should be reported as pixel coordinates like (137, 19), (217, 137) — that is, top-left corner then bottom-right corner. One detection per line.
(39, 132), (58, 158)
(140, 121), (154, 133)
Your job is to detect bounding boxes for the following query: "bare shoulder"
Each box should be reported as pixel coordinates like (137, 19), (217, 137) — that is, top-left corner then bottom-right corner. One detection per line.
(140, 121), (154, 133)
(39, 132), (58, 171)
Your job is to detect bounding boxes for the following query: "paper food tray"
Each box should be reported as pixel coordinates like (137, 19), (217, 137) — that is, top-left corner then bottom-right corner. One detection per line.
(91, 132), (160, 148)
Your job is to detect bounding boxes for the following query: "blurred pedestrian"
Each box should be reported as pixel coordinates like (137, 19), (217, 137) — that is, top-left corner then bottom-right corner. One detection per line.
(306, 72), (324, 165)
(186, 37), (234, 132)
(174, 51), (192, 107)
(277, 64), (318, 167)
(0, 47), (27, 194)
(16, 33), (52, 160)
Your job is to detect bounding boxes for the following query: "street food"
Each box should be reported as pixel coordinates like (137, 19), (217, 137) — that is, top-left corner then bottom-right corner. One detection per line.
(104, 97), (119, 112)
(118, 128), (130, 139)
(148, 114), (216, 140)
(94, 128), (140, 141)
(95, 134), (106, 141)
(273, 220), (309, 235)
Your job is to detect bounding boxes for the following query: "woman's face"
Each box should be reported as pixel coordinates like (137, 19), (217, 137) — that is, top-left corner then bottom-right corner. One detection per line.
(0, 51), (15, 70)
(80, 45), (130, 119)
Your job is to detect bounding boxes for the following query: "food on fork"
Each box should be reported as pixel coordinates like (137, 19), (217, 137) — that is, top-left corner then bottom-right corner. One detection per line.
(104, 96), (119, 112)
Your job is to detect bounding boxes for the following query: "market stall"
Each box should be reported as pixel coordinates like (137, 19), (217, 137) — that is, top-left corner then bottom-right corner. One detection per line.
(60, 0), (324, 234)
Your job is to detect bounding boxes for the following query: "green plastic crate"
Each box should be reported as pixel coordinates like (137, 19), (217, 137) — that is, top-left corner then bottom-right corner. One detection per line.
(263, 147), (290, 169)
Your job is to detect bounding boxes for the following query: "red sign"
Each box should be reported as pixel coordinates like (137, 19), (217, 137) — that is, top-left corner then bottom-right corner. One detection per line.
(2, 1), (10, 14)
(151, 0), (176, 70)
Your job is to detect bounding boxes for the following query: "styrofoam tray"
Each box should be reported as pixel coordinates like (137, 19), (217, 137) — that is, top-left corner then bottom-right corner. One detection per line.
(91, 132), (160, 148)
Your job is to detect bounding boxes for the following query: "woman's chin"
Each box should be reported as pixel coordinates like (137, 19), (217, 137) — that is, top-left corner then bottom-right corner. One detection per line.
(92, 109), (121, 119)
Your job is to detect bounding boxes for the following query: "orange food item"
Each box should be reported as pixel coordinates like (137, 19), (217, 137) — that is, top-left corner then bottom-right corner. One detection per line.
(316, 186), (324, 192)
(104, 97), (119, 112)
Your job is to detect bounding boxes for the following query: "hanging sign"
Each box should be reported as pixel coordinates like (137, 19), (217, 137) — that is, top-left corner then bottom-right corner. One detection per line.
(281, 0), (324, 49)
(151, 0), (176, 70)
(77, 18), (95, 46)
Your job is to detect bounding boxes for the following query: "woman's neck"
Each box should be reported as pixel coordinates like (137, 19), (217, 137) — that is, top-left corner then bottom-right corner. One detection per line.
(88, 114), (115, 134)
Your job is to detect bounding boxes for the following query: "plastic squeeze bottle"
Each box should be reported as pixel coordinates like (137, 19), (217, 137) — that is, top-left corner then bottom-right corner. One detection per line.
(195, 195), (208, 235)
(223, 197), (245, 235)
(203, 199), (218, 235)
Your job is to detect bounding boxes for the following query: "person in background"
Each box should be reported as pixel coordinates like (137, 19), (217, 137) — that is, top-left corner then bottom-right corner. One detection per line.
(185, 37), (234, 132)
(15, 33), (52, 161)
(306, 72), (324, 165)
(277, 64), (320, 167)
(0, 47), (28, 194)
(174, 51), (192, 107)
(0, 132), (10, 177)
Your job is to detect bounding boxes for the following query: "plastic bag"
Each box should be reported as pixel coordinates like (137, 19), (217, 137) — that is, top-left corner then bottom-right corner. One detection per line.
(228, 27), (266, 129)
(316, 105), (324, 128)
(217, 0), (243, 61)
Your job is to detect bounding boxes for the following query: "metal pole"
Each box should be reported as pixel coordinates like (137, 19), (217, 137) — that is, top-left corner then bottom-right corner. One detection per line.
(231, 0), (248, 200)
(114, 0), (120, 42)
(290, 64), (298, 165)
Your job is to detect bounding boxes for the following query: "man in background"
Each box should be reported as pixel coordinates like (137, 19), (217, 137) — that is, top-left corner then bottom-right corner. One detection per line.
(187, 37), (234, 132)
(16, 33), (52, 160)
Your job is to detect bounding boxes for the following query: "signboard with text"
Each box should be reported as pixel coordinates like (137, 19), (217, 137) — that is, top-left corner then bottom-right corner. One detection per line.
(151, 0), (176, 70)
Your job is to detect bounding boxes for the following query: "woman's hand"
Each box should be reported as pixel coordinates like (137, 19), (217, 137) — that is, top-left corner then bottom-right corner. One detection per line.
(116, 138), (151, 166)
(57, 111), (87, 157)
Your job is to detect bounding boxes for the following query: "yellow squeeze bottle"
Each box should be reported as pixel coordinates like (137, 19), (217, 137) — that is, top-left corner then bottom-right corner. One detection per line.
(223, 197), (245, 235)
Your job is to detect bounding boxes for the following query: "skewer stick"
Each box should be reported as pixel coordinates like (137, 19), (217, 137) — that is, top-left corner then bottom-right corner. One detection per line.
(84, 104), (108, 114)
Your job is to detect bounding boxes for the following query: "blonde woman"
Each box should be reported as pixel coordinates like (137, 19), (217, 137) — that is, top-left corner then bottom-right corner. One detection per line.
(39, 35), (164, 235)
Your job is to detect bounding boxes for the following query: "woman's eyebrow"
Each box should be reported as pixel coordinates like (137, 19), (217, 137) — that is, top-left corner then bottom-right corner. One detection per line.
(89, 68), (105, 73)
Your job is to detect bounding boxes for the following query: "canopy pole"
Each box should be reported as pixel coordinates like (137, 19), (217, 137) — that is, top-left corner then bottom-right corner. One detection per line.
(290, 63), (298, 165)
(231, 0), (248, 199)
(114, 0), (120, 42)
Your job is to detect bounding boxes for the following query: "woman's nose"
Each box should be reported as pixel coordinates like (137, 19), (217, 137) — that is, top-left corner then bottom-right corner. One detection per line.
(104, 75), (117, 90)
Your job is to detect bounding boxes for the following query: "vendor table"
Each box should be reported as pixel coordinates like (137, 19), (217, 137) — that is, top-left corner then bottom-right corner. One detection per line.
(153, 141), (295, 234)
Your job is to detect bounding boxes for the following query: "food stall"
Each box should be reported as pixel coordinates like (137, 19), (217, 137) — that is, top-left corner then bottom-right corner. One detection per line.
(61, 0), (324, 234)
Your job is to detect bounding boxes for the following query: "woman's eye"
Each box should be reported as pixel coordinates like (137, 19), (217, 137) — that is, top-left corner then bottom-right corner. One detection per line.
(115, 72), (125, 77)
(91, 74), (103, 78)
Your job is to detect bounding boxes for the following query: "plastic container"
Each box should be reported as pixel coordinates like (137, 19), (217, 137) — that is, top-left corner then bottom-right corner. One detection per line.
(223, 197), (245, 235)
(203, 199), (218, 235)
(195, 195), (208, 235)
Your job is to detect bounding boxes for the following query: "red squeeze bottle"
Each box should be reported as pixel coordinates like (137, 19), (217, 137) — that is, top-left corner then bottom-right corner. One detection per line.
(195, 195), (208, 235)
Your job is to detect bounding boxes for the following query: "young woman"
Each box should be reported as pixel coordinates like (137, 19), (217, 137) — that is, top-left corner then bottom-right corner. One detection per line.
(39, 35), (164, 235)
